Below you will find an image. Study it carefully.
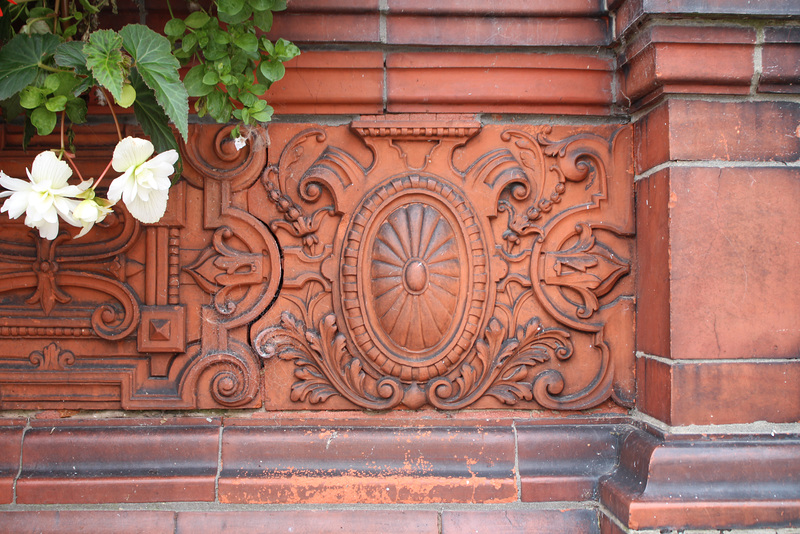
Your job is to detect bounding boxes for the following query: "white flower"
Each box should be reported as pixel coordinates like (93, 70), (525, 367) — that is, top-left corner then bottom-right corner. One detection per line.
(72, 189), (115, 238)
(234, 135), (247, 151)
(0, 151), (90, 240)
(107, 137), (179, 224)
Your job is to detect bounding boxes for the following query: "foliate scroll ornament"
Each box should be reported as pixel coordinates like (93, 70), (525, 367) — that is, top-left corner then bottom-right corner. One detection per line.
(251, 119), (634, 411)
(29, 343), (75, 371)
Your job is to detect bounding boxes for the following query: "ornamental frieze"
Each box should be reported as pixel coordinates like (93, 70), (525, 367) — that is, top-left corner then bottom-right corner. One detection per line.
(0, 118), (634, 411)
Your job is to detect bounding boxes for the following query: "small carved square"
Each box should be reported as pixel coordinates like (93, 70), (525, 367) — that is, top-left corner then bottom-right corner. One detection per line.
(138, 306), (185, 353)
(149, 319), (171, 341)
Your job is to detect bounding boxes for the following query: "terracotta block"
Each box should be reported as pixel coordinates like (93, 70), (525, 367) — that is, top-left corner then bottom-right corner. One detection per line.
(669, 101), (800, 162)
(760, 27), (800, 93)
(440, 509), (600, 534)
(620, 26), (755, 108)
(177, 511), (438, 534)
(669, 359), (800, 425)
(668, 167), (800, 360)
(599, 513), (626, 534)
(264, 13), (380, 44)
(633, 102), (670, 175)
(387, 15), (609, 47)
(0, 511), (176, 534)
(518, 424), (625, 502)
(386, 53), (614, 114)
(614, 0), (800, 41)
(265, 51), (384, 114)
(600, 429), (800, 530)
(219, 425), (516, 503)
(17, 421), (220, 503)
(634, 170), (670, 358)
(635, 356), (672, 424)
(388, 0), (604, 16)
(635, 101), (800, 172)
(0, 422), (24, 504)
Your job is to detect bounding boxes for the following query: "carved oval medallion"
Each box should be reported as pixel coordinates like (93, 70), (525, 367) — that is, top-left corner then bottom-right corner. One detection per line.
(340, 174), (489, 382)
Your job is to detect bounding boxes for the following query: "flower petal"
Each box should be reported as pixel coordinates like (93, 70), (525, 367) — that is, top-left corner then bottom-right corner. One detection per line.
(1, 191), (30, 219)
(107, 171), (132, 202)
(124, 186), (169, 224)
(0, 172), (32, 193)
(33, 217), (60, 240)
(30, 151), (72, 187)
(54, 196), (81, 227)
(112, 137), (154, 173)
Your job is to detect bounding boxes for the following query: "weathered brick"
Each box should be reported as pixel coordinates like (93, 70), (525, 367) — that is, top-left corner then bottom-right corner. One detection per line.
(265, 51), (384, 115)
(177, 511), (438, 534)
(17, 419), (220, 504)
(387, 53), (614, 115)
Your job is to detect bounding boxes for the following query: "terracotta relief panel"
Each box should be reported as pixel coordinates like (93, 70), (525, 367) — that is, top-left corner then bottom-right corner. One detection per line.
(0, 118), (633, 411)
(252, 117), (634, 411)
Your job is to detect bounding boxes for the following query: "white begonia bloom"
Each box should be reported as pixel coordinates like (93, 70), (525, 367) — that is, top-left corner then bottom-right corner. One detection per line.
(72, 190), (115, 238)
(107, 137), (178, 224)
(0, 151), (90, 240)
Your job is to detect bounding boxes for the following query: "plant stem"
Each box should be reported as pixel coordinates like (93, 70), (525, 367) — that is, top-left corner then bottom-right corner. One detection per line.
(53, 0), (60, 34)
(166, 0), (174, 19)
(36, 62), (72, 74)
(100, 87), (123, 141)
(91, 159), (114, 190)
(62, 152), (86, 183)
(59, 111), (65, 151)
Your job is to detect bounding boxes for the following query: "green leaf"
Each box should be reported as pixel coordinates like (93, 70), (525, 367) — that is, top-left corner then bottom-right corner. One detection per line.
(259, 59), (285, 83)
(253, 10), (273, 31)
(251, 0), (275, 10)
(19, 87), (46, 109)
(218, 4), (252, 24)
(181, 32), (198, 53)
(184, 11), (210, 29)
(274, 38), (300, 62)
(272, 0), (287, 11)
(65, 97), (88, 124)
(217, 0), (244, 15)
(212, 30), (230, 45)
(45, 95), (68, 112)
(55, 41), (89, 75)
(62, 24), (78, 39)
(49, 72), (82, 98)
(30, 106), (57, 136)
(234, 32), (258, 52)
(43, 74), (60, 94)
(129, 69), (181, 169)
(164, 18), (186, 37)
(251, 105), (274, 122)
(120, 24), (189, 140)
(184, 65), (214, 97)
(202, 70), (219, 85)
(206, 90), (232, 123)
(0, 33), (60, 101)
(84, 29), (126, 102)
